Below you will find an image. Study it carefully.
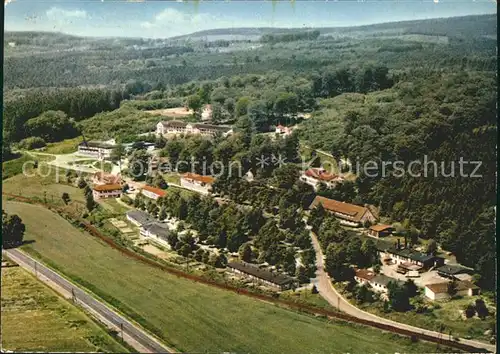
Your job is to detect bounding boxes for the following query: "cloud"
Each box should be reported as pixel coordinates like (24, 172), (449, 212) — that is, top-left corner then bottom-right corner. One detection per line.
(5, 0), (15, 6)
(140, 8), (216, 32)
(46, 7), (88, 20)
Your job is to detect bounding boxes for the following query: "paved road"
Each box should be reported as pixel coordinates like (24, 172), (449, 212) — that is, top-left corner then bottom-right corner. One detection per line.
(4, 248), (173, 353)
(309, 231), (495, 353)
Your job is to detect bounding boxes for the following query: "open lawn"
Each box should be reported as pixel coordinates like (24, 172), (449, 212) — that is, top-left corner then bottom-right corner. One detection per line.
(162, 172), (181, 185)
(3, 200), (442, 354)
(145, 107), (193, 118)
(1, 265), (128, 353)
(2, 154), (32, 180)
(43, 137), (82, 154)
(3, 170), (86, 205)
(99, 198), (132, 215)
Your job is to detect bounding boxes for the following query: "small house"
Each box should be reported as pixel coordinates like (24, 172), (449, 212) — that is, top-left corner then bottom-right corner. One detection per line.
(436, 264), (473, 281)
(300, 168), (344, 190)
(201, 104), (212, 121)
(354, 268), (376, 285)
(141, 185), (167, 200)
(354, 269), (402, 294)
(92, 184), (122, 200)
(368, 224), (394, 238)
(424, 281), (480, 301)
(275, 125), (293, 136)
(180, 173), (215, 195)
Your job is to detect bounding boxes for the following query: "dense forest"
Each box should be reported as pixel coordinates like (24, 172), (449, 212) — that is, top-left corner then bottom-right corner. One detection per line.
(2, 14), (497, 289)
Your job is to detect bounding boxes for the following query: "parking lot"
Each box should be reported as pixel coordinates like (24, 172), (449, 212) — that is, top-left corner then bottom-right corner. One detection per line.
(380, 257), (449, 287)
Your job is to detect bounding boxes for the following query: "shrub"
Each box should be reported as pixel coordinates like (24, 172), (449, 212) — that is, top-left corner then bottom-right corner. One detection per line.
(18, 136), (46, 150)
(475, 298), (489, 319)
(464, 304), (476, 318)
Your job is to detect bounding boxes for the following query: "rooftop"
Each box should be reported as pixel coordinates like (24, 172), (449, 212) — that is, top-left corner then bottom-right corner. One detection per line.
(126, 210), (154, 225)
(384, 247), (441, 264)
(142, 185), (167, 197)
(191, 123), (232, 132)
(143, 223), (170, 240)
(227, 261), (294, 286)
(355, 268), (376, 281)
(371, 274), (403, 287)
(160, 120), (188, 128)
(308, 196), (372, 222)
(426, 280), (479, 294)
(369, 224), (393, 232)
(79, 140), (116, 149)
(304, 168), (342, 182)
(182, 173), (215, 185)
(436, 264), (472, 275)
(93, 184), (122, 192)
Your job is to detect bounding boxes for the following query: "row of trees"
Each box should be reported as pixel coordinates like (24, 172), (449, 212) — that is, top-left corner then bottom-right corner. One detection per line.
(4, 86), (131, 142)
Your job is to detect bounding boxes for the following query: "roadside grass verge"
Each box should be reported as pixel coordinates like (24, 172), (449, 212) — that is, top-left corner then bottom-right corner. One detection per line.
(1, 265), (128, 353)
(4, 200), (445, 354)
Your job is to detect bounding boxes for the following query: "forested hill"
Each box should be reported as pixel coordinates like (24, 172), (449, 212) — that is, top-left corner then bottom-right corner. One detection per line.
(171, 14), (496, 40)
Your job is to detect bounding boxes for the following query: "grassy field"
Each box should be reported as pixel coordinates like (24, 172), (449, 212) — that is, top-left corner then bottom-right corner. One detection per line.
(162, 172), (181, 185)
(1, 265), (128, 352)
(3, 200), (443, 354)
(43, 137), (82, 154)
(2, 154), (33, 180)
(99, 198), (132, 214)
(93, 160), (114, 173)
(3, 169), (86, 204)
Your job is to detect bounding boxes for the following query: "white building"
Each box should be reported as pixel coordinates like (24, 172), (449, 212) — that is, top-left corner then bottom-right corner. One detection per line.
(92, 184), (122, 200)
(275, 125), (294, 136)
(78, 139), (116, 160)
(300, 168), (344, 190)
(156, 120), (232, 138)
(180, 173), (214, 195)
(424, 281), (480, 301)
(140, 223), (171, 249)
(201, 105), (212, 121)
(140, 185), (167, 200)
(354, 269), (402, 294)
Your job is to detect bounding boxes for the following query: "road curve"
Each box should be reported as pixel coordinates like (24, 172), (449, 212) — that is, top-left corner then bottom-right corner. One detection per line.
(309, 231), (495, 353)
(3, 248), (174, 354)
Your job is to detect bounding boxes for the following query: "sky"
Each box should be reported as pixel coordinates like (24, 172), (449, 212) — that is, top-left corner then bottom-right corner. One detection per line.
(4, 0), (497, 39)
